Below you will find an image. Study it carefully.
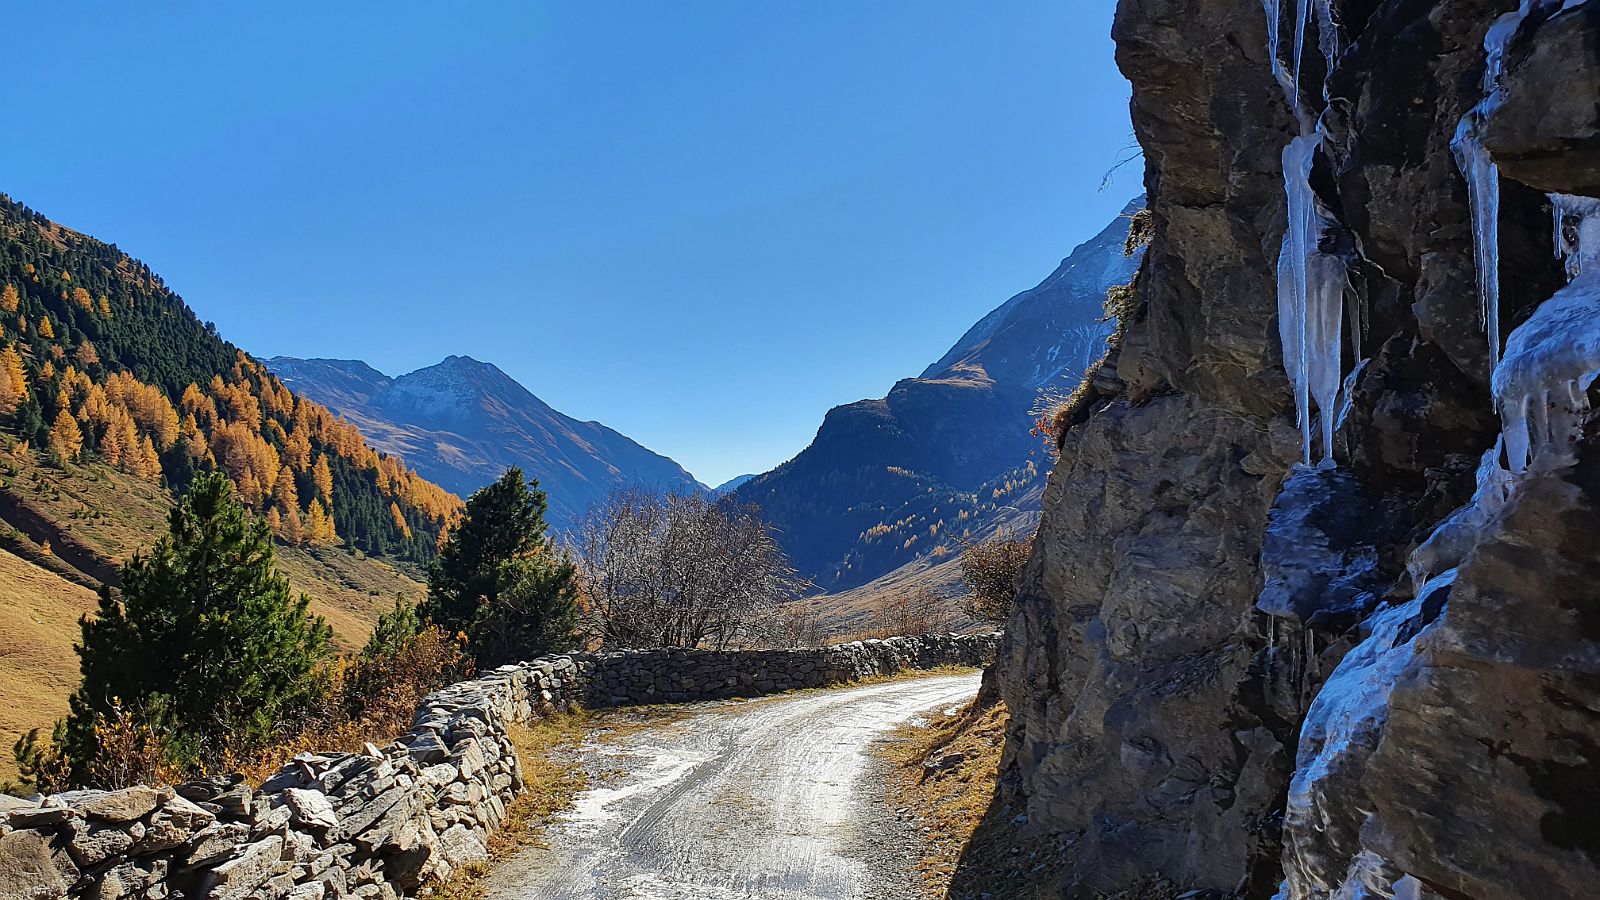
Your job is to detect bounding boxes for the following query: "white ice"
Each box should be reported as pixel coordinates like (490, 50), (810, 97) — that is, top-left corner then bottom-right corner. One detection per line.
(1406, 439), (1514, 588)
(1493, 272), (1600, 472)
(1550, 193), (1600, 279)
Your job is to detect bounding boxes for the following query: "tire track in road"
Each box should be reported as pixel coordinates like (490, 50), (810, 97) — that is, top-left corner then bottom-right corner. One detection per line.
(484, 672), (981, 900)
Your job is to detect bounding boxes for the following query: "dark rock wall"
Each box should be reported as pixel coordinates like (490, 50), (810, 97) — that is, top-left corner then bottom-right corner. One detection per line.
(1000, 0), (1600, 897)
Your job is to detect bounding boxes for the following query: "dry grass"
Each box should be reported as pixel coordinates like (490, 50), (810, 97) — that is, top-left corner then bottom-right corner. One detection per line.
(0, 442), (424, 649)
(879, 698), (1010, 897)
(0, 442), (427, 779)
(421, 712), (595, 899)
(0, 548), (99, 781)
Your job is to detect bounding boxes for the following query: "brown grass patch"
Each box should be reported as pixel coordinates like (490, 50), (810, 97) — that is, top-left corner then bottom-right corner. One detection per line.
(0, 547), (99, 781)
(879, 697), (1009, 897)
(422, 712), (593, 899)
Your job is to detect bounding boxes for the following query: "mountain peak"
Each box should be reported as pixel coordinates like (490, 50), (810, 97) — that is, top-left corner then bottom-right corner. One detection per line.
(267, 355), (704, 532)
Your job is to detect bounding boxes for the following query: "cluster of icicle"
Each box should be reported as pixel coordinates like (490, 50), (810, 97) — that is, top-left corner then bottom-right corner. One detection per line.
(1265, 0), (1350, 466)
(1411, 1), (1600, 593)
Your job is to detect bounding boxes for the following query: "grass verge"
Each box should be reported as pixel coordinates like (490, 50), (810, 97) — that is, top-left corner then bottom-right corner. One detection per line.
(879, 697), (1010, 897)
(422, 711), (593, 899)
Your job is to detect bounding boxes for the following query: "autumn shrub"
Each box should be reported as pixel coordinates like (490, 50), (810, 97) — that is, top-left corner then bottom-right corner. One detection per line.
(959, 531), (1032, 622)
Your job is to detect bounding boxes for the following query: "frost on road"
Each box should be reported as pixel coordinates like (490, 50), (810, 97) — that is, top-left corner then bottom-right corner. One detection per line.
(484, 672), (982, 900)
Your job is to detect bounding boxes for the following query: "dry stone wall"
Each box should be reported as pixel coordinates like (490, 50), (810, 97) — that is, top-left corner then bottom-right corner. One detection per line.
(0, 633), (996, 900)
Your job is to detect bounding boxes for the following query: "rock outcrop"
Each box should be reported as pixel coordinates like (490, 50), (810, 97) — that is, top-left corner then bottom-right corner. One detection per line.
(998, 0), (1600, 897)
(0, 633), (997, 900)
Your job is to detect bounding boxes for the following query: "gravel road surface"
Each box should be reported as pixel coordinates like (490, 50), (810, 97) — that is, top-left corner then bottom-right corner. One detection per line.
(482, 672), (981, 900)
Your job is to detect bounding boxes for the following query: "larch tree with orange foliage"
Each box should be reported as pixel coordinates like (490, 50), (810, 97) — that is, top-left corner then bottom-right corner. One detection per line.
(0, 345), (29, 415)
(48, 409), (83, 462)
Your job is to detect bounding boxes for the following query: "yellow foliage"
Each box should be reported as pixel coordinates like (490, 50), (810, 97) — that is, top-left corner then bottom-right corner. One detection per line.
(48, 409), (82, 461)
(0, 283), (19, 313)
(0, 345), (29, 414)
(37, 317), (53, 340)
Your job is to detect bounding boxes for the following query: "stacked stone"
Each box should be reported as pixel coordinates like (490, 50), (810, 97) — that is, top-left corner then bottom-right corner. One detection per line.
(0, 632), (996, 899)
(581, 633), (1001, 706)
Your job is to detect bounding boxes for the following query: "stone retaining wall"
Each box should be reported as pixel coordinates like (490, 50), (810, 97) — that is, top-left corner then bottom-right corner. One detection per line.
(0, 632), (998, 900)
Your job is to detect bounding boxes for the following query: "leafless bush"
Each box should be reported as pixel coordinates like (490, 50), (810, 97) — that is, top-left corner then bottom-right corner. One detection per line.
(572, 488), (806, 649)
(762, 602), (828, 649)
(868, 588), (957, 640)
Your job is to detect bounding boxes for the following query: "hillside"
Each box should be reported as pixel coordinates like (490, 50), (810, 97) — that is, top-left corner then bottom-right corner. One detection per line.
(734, 200), (1142, 592)
(269, 355), (705, 533)
(0, 193), (453, 775)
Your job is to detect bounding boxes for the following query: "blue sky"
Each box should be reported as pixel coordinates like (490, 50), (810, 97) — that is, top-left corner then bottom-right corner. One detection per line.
(6, 2), (1138, 487)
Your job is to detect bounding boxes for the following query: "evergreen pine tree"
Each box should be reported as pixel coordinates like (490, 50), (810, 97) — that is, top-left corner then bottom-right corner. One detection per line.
(424, 467), (578, 666)
(59, 473), (331, 781)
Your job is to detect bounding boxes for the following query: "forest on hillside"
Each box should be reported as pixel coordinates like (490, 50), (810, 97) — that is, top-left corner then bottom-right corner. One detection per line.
(0, 194), (459, 563)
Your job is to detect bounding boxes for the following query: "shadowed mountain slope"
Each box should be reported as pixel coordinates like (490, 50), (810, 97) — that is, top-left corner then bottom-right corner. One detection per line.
(735, 200), (1143, 592)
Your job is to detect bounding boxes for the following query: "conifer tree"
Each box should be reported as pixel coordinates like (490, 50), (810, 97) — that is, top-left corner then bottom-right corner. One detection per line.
(0, 283), (19, 314)
(58, 473), (330, 781)
(424, 467), (578, 665)
(0, 344), (28, 415)
(48, 408), (82, 462)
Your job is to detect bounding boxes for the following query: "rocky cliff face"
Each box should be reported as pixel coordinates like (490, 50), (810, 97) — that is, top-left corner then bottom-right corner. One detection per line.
(998, 1), (1600, 897)
(737, 204), (1142, 592)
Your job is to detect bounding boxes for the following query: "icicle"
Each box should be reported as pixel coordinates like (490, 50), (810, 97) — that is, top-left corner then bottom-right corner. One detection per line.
(1452, 121), (1502, 373)
(1279, 134), (1321, 463)
(1308, 250), (1345, 462)
(1452, 1), (1537, 380)
(1267, 0), (1346, 465)
(1492, 272), (1600, 473)
(1550, 193), (1600, 279)
(1292, 0), (1311, 113)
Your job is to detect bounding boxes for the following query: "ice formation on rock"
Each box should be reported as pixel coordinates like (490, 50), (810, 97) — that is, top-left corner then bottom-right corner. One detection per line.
(1268, 0), (1347, 465)
(1274, 578), (1451, 900)
(1493, 273), (1600, 473)
(1551, 193), (1600, 279)
(1451, 1), (1537, 375)
(1406, 440), (1514, 587)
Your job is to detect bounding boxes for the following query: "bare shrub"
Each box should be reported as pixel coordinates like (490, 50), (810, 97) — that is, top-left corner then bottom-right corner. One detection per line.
(960, 531), (1033, 622)
(572, 488), (806, 649)
(763, 602), (828, 649)
(868, 588), (957, 640)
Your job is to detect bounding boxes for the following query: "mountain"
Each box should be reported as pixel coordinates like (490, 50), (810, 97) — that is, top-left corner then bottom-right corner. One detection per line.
(712, 474), (756, 497)
(734, 199), (1144, 593)
(268, 355), (705, 533)
(0, 192), (458, 774)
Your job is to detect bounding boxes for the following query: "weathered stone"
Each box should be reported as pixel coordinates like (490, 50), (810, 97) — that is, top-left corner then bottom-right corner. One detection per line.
(180, 823), (250, 869)
(65, 820), (135, 868)
(201, 835), (282, 900)
(3, 807), (80, 829)
(0, 828), (67, 899)
(435, 825), (487, 870)
(93, 856), (167, 900)
(66, 787), (167, 824)
(1482, 3), (1600, 196)
(135, 795), (215, 855)
(282, 790), (337, 832)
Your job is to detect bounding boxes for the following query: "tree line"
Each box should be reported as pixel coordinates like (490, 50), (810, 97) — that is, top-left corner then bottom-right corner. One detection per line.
(7, 466), (815, 793)
(0, 193), (458, 563)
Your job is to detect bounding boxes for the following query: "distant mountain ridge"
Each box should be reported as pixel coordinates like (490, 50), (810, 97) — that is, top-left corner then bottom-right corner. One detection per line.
(735, 199), (1144, 593)
(268, 355), (705, 533)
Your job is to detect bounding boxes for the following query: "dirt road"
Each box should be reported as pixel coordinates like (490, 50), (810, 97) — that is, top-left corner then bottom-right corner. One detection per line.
(483, 672), (982, 900)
